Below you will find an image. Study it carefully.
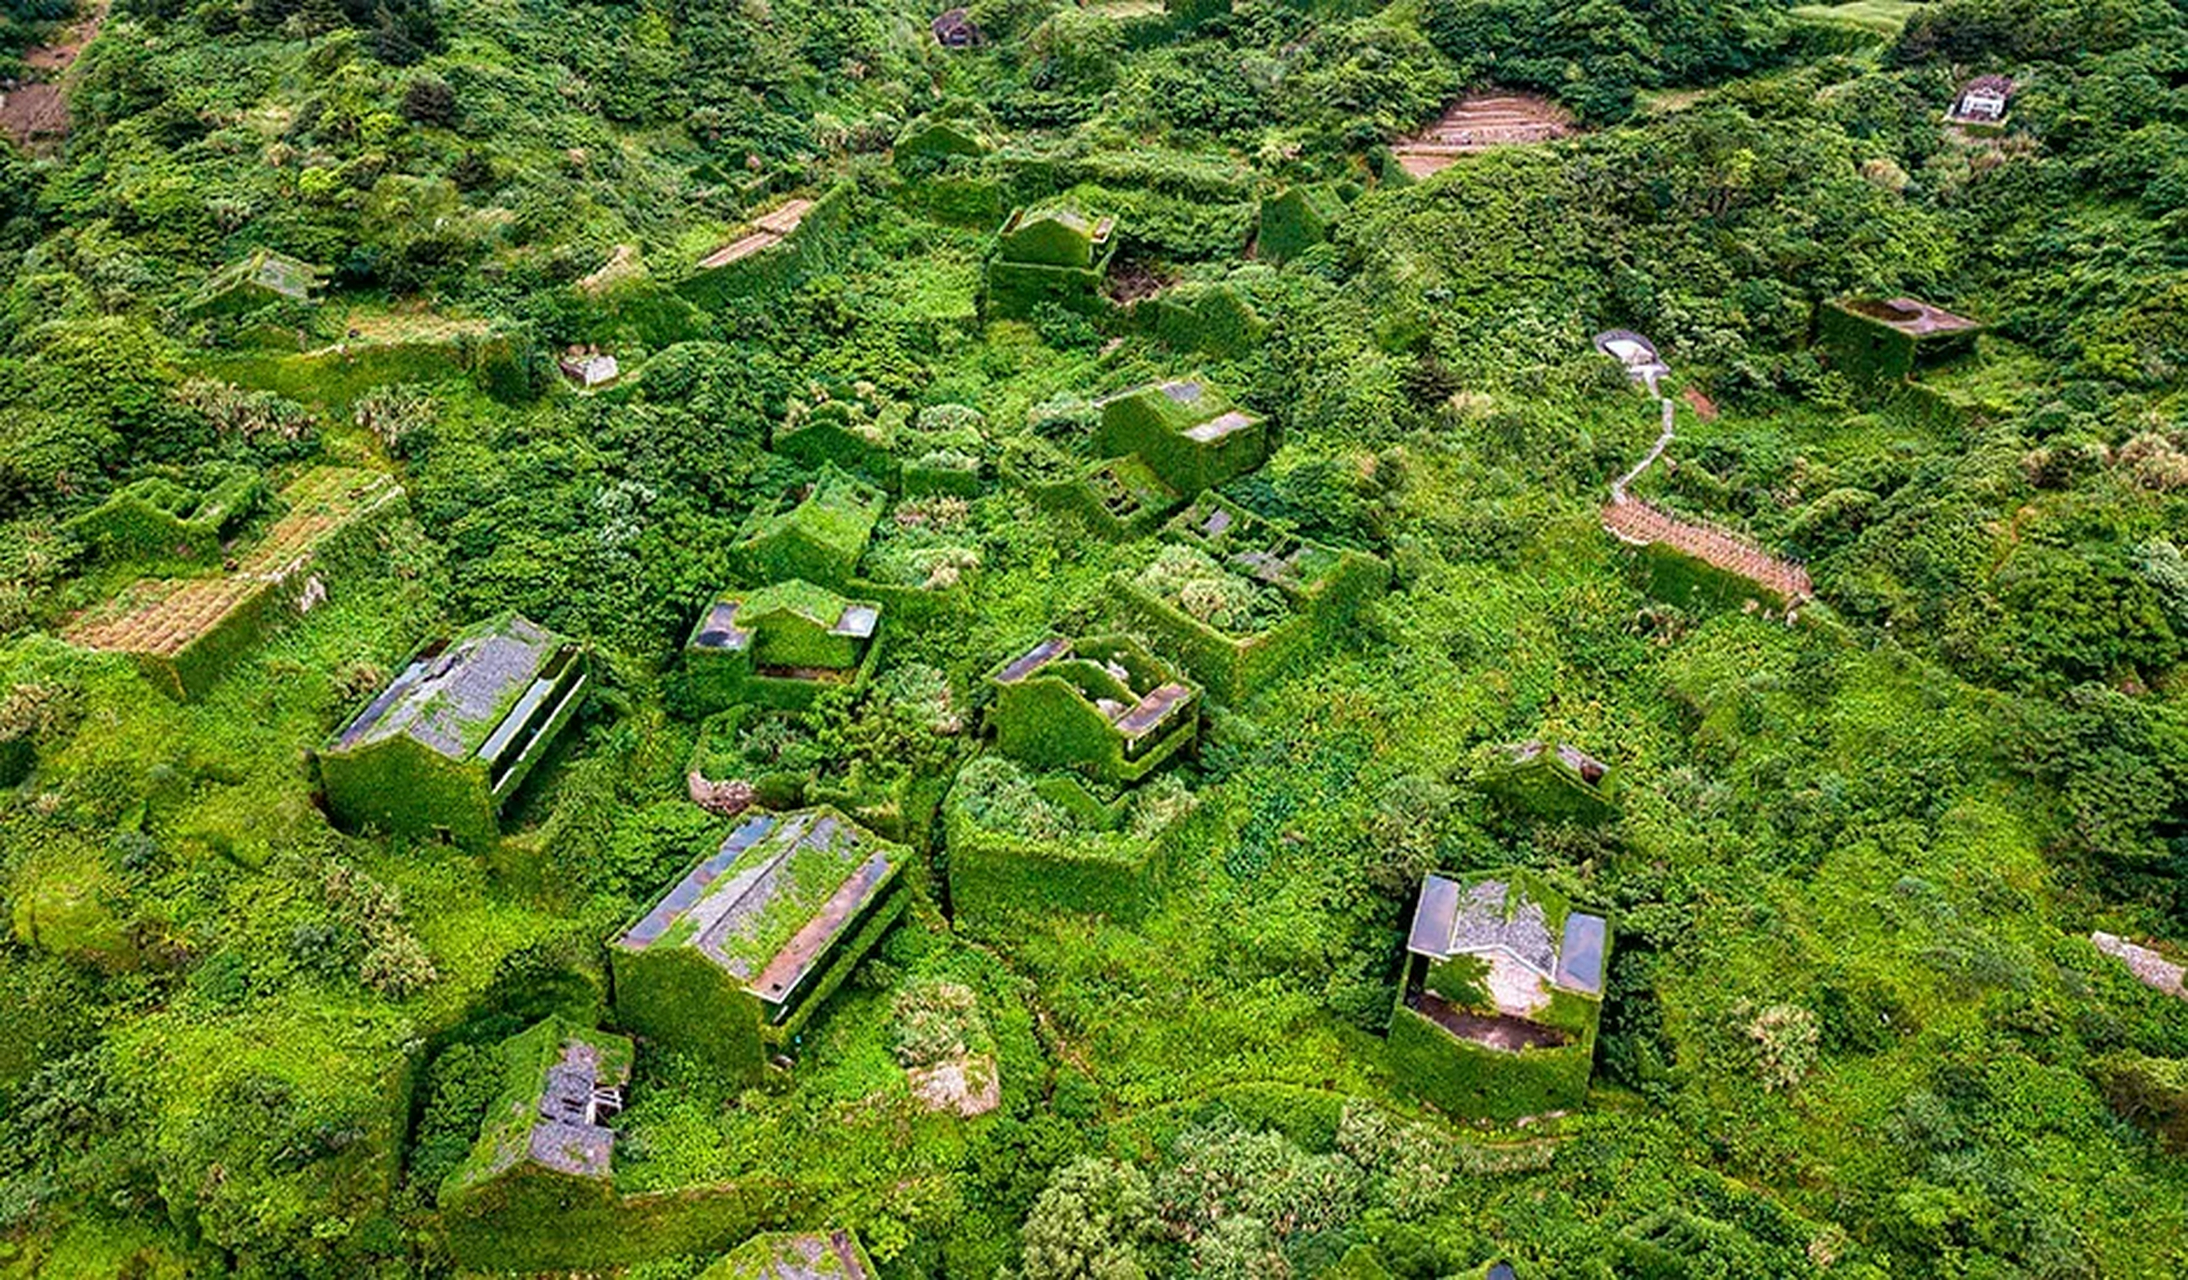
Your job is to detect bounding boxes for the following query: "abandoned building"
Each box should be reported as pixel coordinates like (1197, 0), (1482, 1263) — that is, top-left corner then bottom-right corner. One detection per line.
(930, 8), (983, 47)
(1390, 872), (1612, 1118)
(734, 467), (886, 589)
(1097, 378), (1270, 497)
(1121, 495), (1392, 700)
(702, 1230), (878, 1280)
(319, 613), (590, 849)
(983, 205), (1118, 320)
(439, 1018), (633, 1207)
(611, 808), (910, 1082)
(185, 248), (323, 316)
(1489, 741), (1618, 823)
(1816, 296), (1984, 382)
(559, 347), (620, 388)
(1948, 74), (2014, 125)
(682, 579), (883, 713)
(64, 467), (405, 701)
(987, 634), (1199, 786)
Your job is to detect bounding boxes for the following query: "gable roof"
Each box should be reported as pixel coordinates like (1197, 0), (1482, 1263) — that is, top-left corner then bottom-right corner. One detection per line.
(333, 613), (576, 761)
(740, 469), (885, 558)
(615, 808), (903, 1009)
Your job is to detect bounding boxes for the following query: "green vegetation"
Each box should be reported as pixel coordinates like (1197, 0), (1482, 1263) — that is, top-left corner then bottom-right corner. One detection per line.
(2, 0), (2187, 1275)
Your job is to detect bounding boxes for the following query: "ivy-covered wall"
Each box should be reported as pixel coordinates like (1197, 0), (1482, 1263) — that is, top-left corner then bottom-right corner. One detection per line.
(65, 470), (266, 566)
(680, 612), (882, 716)
(1814, 300), (1982, 383)
(1385, 1003), (1597, 1120)
(441, 1167), (795, 1273)
(1025, 456), (1183, 541)
(944, 791), (1168, 938)
(1484, 752), (1618, 824)
(1119, 544), (1388, 703)
(1133, 283), (1268, 360)
(320, 731), (500, 851)
(987, 635), (1196, 785)
(677, 184), (855, 310)
(610, 943), (770, 1085)
(1096, 381), (1268, 496)
(734, 471), (885, 590)
(1257, 186), (1344, 264)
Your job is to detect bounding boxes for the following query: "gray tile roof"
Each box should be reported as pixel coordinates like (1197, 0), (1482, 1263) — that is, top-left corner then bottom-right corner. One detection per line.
(336, 615), (564, 760)
(1408, 873), (1607, 995)
(616, 810), (897, 1010)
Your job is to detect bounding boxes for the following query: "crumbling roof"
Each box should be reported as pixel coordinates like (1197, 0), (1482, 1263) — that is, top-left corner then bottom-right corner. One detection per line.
(444, 1020), (633, 1196)
(334, 614), (576, 761)
(616, 809), (902, 1010)
(705, 1230), (874, 1280)
(1840, 296), (1983, 338)
(696, 581), (879, 651)
(1407, 873), (1608, 997)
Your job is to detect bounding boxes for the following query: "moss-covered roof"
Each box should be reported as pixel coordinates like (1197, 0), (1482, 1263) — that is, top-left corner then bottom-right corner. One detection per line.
(330, 612), (578, 761)
(442, 1017), (634, 1197)
(739, 468), (886, 558)
(615, 807), (904, 1008)
(700, 1230), (875, 1280)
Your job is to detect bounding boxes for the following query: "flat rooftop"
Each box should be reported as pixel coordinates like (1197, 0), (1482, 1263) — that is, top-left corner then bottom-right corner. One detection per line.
(1842, 296), (1982, 337)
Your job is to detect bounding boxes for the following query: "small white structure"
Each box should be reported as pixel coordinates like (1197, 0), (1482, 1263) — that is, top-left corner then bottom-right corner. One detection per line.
(1593, 329), (1670, 391)
(559, 350), (620, 389)
(1948, 75), (2014, 125)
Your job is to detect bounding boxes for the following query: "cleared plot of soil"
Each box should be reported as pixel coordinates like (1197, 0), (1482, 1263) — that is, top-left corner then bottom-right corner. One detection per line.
(1394, 92), (1575, 177)
(65, 469), (400, 658)
(1414, 992), (1572, 1052)
(2, 1), (107, 150)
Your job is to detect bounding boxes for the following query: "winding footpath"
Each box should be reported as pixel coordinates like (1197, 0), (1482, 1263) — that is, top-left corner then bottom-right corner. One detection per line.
(1600, 361), (1814, 607)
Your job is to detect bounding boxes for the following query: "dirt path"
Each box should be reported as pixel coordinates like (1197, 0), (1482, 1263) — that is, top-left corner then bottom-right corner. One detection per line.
(2, 0), (107, 151)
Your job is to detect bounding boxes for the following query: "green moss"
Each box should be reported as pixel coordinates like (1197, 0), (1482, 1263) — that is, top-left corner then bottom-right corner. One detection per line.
(734, 468), (887, 590)
(1096, 377), (1269, 496)
(1257, 186), (1344, 264)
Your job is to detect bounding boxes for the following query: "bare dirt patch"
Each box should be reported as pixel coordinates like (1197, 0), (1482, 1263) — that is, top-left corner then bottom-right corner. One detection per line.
(2, 1), (107, 151)
(1414, 992), (1572, 1052)
(1105, 256), (1174, 305)
(908, 1054), (1000, 1117)
(1394, 91), (1576, 178)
